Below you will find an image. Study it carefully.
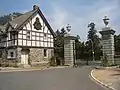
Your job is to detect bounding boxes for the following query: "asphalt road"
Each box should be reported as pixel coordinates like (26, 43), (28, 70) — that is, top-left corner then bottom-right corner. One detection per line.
(0, 66), (108, 90)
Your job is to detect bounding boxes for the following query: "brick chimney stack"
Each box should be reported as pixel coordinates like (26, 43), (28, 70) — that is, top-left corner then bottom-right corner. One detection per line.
(33, 5), (39, 11)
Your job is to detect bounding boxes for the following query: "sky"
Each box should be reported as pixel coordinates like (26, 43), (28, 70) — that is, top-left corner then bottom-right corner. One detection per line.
(0, 0), (120, 41)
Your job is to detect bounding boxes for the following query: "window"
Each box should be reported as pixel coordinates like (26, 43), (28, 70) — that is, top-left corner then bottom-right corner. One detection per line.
(27, 31), (30, 39)
(44, 49), (47, 57)
(7, 50), (16, 59)
(0, 51), (2, 58)
(10, 52), (14, 57)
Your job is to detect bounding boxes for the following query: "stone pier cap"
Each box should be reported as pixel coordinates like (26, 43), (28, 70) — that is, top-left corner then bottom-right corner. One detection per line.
(99, 27), (115, 35)
(64, 34), (77, 40)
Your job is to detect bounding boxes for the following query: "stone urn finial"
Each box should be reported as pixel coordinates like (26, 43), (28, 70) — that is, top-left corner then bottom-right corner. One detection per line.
(66, 24), (71, 34)
(103, 16), (109, 27)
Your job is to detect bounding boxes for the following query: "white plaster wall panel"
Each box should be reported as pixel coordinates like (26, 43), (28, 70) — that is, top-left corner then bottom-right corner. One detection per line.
(36, 33), (39, 36)
(44, 42), (47, 47)
(23, 40), (26, 46)
(48, 38), (50, 42)
(8, 26), (12, 31)
(48, 43), (50, 47)
(32, 41), (35, 46)
(23, 24), (27, 29)
(19, 30), (22, 34)
(44, 37), (47, 41)
(41, 42), (43, 47)
(27, 41), (31, 46)
(51, 39), (53, 42)
(48, 35), (50, 38)
(36, 41), (39, 46)
(47, 30), (50, 34)
(36, 37), (39, 40)
(32, 13), (44, 32)
(50, 35), (53, 39)
(32, 32), (35, 35)
(40, 33), (43, 36)
(8, 33), (10, 40)
(23, 35), (26, 39)
(32, 36), (35, 40)
(51, 43), (53, 47)
(40, 37), (43, 41)
(26, 21), (31, 30)
(23, 31), (26, 34)
(44, 26), (48, 33)
(18, 40), (22, 45)
(18, 34), (22, 38)
(15, 40), (17, 45)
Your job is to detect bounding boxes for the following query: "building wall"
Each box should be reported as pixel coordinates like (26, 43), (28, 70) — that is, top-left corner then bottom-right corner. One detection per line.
(17, 12), (54, 48)
(29, 48), (54, 66)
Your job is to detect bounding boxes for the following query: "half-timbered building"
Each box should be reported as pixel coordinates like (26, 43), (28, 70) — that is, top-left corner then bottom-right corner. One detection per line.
(0, 5), (55, 67)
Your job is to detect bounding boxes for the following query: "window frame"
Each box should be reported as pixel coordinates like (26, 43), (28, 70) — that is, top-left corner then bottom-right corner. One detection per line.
(44, 49), (47, 58)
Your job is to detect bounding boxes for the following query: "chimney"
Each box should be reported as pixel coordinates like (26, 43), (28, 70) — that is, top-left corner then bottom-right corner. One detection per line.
(10, 14), (17, 21)
(33, 5), (39, 11)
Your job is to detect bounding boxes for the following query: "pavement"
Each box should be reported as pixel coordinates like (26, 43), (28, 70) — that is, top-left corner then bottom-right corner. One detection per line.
(0, 66), (69, 72)
(0, 66), (108, 90)
(91, 68), (120, 90)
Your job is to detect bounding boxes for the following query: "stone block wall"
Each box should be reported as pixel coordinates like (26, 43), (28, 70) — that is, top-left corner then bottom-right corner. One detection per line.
(64, 39), (75, 65)
(29, 48), (54, 66)
(100, 28), (115, 65)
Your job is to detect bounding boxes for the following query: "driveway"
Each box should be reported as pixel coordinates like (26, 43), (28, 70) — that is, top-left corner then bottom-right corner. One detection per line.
(0, 66), (108, 90)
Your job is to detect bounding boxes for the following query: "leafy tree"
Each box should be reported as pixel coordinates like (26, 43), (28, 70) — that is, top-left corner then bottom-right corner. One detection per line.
(75, 35), (82, 59)
(54, 28), (66, 65)
(87, 22), (101, 60)
(0, 12), (22, 25)
(115, 34), (120, 55)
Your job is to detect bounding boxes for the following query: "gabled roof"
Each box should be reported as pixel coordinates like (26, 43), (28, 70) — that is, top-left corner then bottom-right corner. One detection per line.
(9, 10), (36, 29)
(0, 24), (6, 34)
(6, 5), (55, 37)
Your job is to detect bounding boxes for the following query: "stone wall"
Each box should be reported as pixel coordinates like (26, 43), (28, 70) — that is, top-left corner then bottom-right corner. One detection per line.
(0, 47), (54, 67)
(16, 47), (22, 66)
(64, 39), (75, 65)
(29, 48), (54, 66)
(0, 48), (19, 67)
(100, 28), (115, 65)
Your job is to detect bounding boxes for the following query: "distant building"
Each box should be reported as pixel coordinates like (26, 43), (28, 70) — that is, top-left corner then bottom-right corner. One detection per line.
(0, 5), (55, 67)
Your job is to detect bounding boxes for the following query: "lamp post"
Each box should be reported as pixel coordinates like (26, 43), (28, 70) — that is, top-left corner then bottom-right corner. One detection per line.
(89, 39), (95, 61)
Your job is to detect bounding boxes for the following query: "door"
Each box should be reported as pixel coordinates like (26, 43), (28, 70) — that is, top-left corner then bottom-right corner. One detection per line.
(21, 50), (28, 65)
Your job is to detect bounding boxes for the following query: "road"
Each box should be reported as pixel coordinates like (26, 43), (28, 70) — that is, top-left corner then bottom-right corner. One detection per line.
(0, 66), (108, 90)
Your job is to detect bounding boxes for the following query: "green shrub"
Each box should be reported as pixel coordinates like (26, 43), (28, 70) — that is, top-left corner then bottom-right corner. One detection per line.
(101, 54), (108, 67)
(49, 56), (56, 66)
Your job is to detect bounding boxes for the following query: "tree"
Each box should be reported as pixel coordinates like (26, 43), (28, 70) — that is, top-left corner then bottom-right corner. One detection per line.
(75, 35), (82, 59)
(0, 12), (22, 25)
(87, 22), (101, 60)
(54, 28), (66, 65)
(114, 34), (120, 55)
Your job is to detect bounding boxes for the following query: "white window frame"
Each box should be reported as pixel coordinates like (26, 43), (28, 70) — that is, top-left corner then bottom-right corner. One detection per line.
(7, 49), (16, 59)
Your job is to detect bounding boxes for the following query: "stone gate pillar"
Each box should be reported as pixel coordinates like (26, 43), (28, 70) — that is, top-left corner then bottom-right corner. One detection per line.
(64, 34), (76, 66)
(99, 16), (115, 65)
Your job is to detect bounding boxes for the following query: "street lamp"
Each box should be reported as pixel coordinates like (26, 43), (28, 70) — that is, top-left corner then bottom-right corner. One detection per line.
(89, 39), (95, 61)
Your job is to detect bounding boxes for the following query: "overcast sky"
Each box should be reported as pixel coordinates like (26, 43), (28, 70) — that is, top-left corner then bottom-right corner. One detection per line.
(0, 0), (120, 41)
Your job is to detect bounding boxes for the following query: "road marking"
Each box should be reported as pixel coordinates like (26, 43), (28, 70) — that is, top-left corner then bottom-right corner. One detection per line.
(89, 69), (116, 90)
